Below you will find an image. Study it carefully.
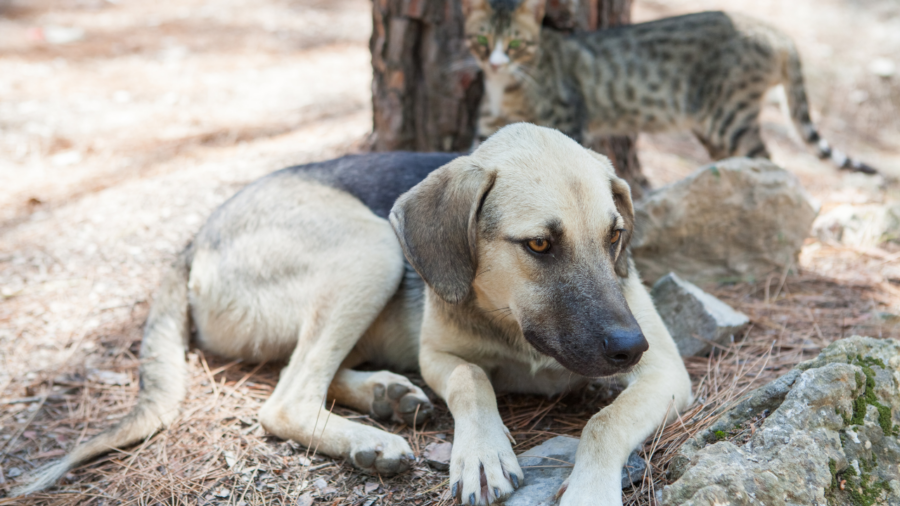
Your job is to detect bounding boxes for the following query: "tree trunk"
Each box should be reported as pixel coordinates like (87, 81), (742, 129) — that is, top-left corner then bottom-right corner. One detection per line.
(370, 0), (648, 198)
(370, 0), (481, 152)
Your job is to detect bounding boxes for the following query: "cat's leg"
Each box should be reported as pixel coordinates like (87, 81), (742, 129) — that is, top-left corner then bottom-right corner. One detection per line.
(328, 368), (433, 427)
(723, 108), (770, 159)
(695, 106), (770, 160)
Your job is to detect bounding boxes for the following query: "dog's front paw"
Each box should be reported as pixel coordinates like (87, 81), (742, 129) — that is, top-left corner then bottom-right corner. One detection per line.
(556, 471), (622, 506)
(450, 423), (522, 505)
(348, 427), (415, 475)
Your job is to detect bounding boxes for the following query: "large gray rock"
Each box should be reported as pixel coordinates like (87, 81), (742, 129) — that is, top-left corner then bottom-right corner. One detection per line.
(651, 273), (750, 357)
(813, 203), (900, 247)
(664, 336), (900, 506)
(505, 437), (645, 506)
(632, 158), (819, 284)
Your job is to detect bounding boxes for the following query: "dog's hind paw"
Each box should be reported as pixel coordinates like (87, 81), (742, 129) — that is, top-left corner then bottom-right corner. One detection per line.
(349, 430), (415, 475)
(370, 377), (433, 427)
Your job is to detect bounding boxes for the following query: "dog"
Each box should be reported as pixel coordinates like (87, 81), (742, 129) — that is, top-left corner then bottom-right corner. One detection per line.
(15, 123), (692, 506)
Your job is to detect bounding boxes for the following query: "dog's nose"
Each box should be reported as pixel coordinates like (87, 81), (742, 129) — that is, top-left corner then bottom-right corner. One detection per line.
(602, 329), (649, 367)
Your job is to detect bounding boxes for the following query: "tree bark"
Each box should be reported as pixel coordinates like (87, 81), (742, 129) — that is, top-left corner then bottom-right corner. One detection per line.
(370, 0), (481, 152)
(370, 0), (648, 198)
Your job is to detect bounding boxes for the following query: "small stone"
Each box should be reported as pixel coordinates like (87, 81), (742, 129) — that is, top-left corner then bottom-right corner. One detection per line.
(505, 436), (645, 506)
(87, 369), (130, 386)
(213, 487), (230, 498)
(812, 203), (900, 247)
(42, 25), (85, 45)
(313, 477), (328, 491)
(423, 441), (452, 471)
(7, 467), (22, 478)
(651, 273), (750, 357)
(869, 57), (896, 78)
(296, 492), (314, 506)
(365, 481), (380, 494)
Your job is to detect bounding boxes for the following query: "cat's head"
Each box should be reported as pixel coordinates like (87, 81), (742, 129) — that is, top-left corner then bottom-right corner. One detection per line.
(462, 0), (544, 76)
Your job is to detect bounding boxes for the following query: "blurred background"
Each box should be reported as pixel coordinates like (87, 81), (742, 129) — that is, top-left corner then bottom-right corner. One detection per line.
(1, 0), (900, 504)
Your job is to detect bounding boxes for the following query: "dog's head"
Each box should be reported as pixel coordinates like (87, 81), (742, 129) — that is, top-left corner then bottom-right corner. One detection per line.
(390, 124), (647, 378)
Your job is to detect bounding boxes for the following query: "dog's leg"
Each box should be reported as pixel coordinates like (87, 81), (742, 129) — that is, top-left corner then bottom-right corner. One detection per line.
(420, 329), (523, 505)
(558, 273), (692, 506)
(256, 218), (417, 475)
(328, 368), (433, 427)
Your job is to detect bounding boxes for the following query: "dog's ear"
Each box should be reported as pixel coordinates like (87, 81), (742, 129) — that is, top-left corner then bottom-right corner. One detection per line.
(587, 150), (635, 278)
(390, 157), (496, 304)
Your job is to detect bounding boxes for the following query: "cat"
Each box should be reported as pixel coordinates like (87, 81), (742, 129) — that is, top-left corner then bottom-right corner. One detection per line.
(462, 0), (877, 174)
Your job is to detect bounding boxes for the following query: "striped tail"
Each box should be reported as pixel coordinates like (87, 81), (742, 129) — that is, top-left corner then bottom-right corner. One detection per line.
(781, 43), (878, 175)
(12, 251), (192, 496)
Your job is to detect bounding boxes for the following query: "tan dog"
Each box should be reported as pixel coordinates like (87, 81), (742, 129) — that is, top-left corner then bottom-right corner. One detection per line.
(15, 124), (691, 506)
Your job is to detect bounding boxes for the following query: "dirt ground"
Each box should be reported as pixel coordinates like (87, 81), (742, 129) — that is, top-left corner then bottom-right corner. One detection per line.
(1, 0), (899, 504)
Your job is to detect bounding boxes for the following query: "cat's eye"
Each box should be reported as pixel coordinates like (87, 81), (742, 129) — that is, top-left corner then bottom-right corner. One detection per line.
(477, 35), (488, 46)
(610, 230), (622, 244)
(527, 238), (551, 254)
(508, 39), (521, 49)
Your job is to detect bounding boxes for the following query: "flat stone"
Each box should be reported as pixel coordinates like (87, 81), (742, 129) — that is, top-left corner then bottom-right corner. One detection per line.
(423, 441), (452, 471)
(505, 436), (645, 506)
(651, 272), (750, 357)
(632, 158), (819, 284)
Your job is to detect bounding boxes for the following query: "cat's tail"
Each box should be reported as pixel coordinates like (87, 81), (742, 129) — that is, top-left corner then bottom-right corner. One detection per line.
(11, 251), (193, 496)
(781, 43), (877, 174)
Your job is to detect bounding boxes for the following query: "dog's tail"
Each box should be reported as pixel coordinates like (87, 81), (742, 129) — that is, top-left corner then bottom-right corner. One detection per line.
(780, 42), (877, 174)
(12, 250), (193, 496)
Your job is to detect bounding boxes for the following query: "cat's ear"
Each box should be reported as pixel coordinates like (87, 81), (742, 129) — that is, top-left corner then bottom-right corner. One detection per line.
(517, 0), (546, 23)
(586, 150), (635, 278)
(461, 0), (488, 16)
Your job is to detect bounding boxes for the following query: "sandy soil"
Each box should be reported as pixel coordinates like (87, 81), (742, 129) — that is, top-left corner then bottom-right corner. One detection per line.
(1, 0), (899, 504)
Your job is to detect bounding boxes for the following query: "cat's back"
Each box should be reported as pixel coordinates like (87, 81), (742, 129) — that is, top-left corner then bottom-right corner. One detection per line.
(572, 11), (786, 58)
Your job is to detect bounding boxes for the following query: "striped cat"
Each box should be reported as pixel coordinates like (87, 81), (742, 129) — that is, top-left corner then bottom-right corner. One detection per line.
(463, 1), (877, 174)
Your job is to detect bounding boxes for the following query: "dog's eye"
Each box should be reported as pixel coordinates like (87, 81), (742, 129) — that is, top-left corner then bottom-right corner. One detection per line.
(527, 238), (551, 253)
(611, 230), (621, 244)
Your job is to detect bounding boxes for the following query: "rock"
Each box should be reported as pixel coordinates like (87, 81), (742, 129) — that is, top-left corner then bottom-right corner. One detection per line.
(812, 203), (900, 247)
(505, 436), (645, 506)
(663, 336), (900, 506)
(632, 158), (819, 284)
(651, 273), (750, 357)
(423, 441), (452, 471)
